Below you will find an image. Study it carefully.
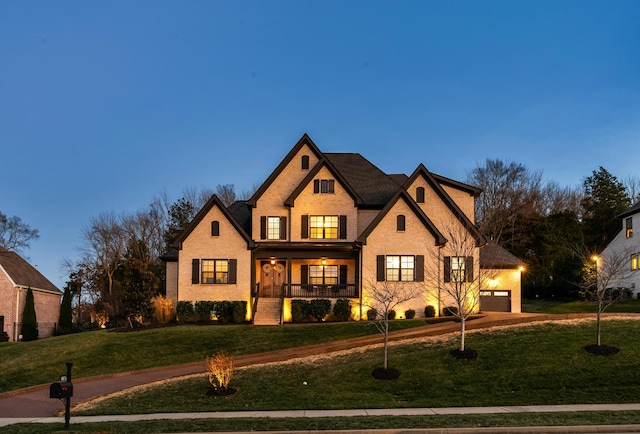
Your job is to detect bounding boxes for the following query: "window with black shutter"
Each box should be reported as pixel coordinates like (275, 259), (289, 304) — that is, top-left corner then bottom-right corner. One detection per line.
(211, 221), (220, 236)
(301, 215), (309, 238)
(339, 215), (347, 239)
(192, 259), (200, 284)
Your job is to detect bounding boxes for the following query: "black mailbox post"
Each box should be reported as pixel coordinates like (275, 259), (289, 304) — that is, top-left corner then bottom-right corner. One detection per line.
(50, 362), (73, 430)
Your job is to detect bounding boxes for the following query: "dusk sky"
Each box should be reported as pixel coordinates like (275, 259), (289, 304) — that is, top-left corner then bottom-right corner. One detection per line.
(1, 0), (639, 289)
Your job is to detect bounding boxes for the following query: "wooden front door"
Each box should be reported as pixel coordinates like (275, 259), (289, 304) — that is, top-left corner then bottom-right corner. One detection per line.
(260, 261), (286, 297)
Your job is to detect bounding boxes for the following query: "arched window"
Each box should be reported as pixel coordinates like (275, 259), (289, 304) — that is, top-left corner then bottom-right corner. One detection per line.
(211, 220), (220, 236)
(397, 215), (406, 231)
(416, 187), (425, 203)
(302, 155), (310, 170)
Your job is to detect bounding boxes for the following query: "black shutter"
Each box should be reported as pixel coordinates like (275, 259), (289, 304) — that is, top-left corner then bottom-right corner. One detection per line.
(339, 215), (347, 239)
(301, 264), (309, 285)
(313, 180), (320, 193)
(211, 221), (220, 236)
(228, 259), (237, 284)
(280, 216), (287, 240)
(397, 215), (405, 231)
(415, 255), (424, 282)
(465, 256), (474, 282)
(416, 187), (425, 203)
(192, 259), (200, 284)
(260, 216), (266, 240)
(376, 255), (385, 282)
(328, 180), (335, 193)
(443, 256), (451, 283)
(301, 215), (309, 238)
(339, 265), (348, 284)
(302, 155), (309, 170)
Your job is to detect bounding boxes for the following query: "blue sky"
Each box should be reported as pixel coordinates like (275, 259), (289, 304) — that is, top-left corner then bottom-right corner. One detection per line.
(1, 0), (639, 289)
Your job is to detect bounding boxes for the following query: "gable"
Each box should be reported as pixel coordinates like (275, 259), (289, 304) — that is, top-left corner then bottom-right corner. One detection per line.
(404, 164), (485, 247)
(247, 133), (323, 208)
(358, 190), (446, 246)
(173, 195), (252, 250)
(285, 158), (361, 207)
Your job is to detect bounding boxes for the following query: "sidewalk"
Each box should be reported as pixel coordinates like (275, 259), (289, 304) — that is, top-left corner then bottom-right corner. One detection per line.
(1, 312), (637, 430)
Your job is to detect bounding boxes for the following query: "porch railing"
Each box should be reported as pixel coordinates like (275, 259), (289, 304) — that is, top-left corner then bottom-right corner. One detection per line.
(286, 284), (358, 299)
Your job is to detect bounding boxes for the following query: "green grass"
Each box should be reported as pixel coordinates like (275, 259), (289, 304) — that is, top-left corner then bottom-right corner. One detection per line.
(4, 411), (640, 434)
(0, 320), (425, 393)
(76, 320), (640, 416)
(524, 298), (640, 314)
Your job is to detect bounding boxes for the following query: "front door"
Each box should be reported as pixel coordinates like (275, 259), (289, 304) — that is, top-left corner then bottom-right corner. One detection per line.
(260, 261), (286, 297)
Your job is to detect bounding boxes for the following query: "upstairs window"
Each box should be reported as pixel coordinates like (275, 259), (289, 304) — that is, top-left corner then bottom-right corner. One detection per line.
(444, 256), (474, 283)
(397, 215), (406, 231)
(310, 215), (338, 239)
(626, 217), (633, 238)
(302, 155), (310, 170)
(314, 179), (335, 194)
(260, 216), (287, 240)
(416, 186), (425, 203)
(211, 221), (220, 236)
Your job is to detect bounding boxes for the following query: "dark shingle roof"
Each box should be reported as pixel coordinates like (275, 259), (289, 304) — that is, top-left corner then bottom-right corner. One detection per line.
(228, 200), (252, 236)
(619, 199), (640, 219)
(0, 248), (61, 294)
(480, 242), (522, 269)
(324, 153), (401, 206)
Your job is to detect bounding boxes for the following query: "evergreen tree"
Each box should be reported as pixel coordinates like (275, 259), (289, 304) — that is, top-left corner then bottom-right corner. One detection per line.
(58, 285), (73, 334)
(581, 167), (630, 251)
(20, 287), (38, 341)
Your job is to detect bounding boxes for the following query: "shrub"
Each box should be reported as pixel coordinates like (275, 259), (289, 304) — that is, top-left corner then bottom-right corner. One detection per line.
(332, 299), (352, 321)
(214, 301), (234, 324)
(309, 299), (331, 322)
(424, 305), (436, 317)
(404, 309), (416, 319)
(58, 286), (73, 335)
(206, 350), (234, 391)
(291, 300), (309, 322)
(177, 301), (195, 322)
(21, 287), (38, 341)
(367, 308), (377, 321)
(152, 295), (175, 324)
(232, 301), (247, 323)
(443, 306), (458, 316)
(195, 301), (216, 322)
(387, 310), (396, 320)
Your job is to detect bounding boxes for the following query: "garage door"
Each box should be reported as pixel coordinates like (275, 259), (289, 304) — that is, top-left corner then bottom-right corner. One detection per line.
(480, 290), (511, 312)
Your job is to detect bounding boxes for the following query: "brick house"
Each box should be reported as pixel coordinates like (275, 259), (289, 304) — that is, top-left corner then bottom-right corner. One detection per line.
(164, 134), (522, 324)
(0, 248), (62, 341)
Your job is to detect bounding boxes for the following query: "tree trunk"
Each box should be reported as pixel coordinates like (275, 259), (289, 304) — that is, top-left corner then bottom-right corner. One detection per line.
(460, 317), (466, 351)
(383, 319), (389, 369)
(596, 301), (602, 347)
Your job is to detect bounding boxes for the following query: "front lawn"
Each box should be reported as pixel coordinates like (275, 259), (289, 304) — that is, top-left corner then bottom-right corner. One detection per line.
(76, 319), (640, 415)
(524, 298), (640, 314)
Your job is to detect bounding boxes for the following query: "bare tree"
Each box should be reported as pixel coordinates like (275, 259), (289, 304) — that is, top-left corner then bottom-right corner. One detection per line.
(215, 184), (237, 207)
(466, 159), (543, 246)
(623, 175), (640, 204)
(581, 248), (633, 351)
(426, 223), (488, 357)
(80, 212), (126, 302)
(0, 211), (39, 253)
(541, 182), (584, 216)
(364, 278), (423, 372)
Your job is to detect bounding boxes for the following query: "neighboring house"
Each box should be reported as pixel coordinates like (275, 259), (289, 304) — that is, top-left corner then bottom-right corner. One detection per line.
(601, 200), (640, 297)
(0, 247), (62, 341)
(164, 134), (522, 324)
(479, 242), (524, 313)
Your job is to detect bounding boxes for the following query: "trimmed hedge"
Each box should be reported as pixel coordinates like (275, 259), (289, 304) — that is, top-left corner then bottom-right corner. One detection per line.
(309, 299), (331, 322)
(424, 305), (436, 317)
(333, 298), (352, 321)
(177, 301), (195, 322)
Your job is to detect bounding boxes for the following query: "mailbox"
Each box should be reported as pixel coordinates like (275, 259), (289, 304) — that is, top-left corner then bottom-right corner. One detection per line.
(50, 381), (73, 399)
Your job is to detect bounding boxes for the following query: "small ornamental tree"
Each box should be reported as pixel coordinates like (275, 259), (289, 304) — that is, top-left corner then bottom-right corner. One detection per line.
(580, 248), (633, 353)
(206, 350), (234, 394)
(58, 285), (74, 334)
(21, 287), (38, 341)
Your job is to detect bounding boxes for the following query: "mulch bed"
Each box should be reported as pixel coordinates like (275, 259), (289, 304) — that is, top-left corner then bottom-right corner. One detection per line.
(450, 348), (478, 360)
(584, 344), (620, 356)
(372, 367), (401, 380)
(206, 386), (238, 396)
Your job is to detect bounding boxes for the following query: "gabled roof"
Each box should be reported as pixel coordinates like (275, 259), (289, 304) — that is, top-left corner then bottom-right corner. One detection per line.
(480, 242), (522, 269)
(228, 200), (252, 236)
(618, 199), (640, 219)
(324, 153), (402, 207)
(284, 157), (362, 207)
(357, 189), (447, 246)
(247, 133), (323, 208)
(404, 164), (486, 247)
(0, 248), (61, 294)
(172, 195), (253, 250)
(431, 173), (481, 197)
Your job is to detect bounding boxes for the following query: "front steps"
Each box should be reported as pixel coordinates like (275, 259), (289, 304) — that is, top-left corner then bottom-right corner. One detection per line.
(253, 298), (282, 325)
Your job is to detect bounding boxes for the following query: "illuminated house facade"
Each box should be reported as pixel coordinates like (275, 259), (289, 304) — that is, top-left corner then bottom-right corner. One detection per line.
(164, 134), (521, 324)
(601, 200), (640, 296)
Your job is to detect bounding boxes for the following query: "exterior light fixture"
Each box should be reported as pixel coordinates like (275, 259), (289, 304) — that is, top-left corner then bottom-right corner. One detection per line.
(518, 266), (525, 273)
(321, 258), (327, 265)
(270, 258), (276, 265)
